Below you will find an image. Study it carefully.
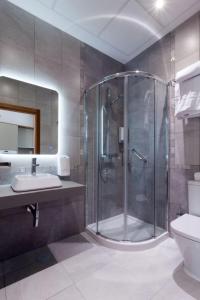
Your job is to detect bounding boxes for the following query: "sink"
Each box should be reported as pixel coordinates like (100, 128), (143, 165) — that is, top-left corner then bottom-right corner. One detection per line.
(11, 174), (62, 192)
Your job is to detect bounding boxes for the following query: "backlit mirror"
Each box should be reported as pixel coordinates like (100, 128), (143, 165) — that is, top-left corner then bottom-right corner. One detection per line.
(0, 77), (58, 154)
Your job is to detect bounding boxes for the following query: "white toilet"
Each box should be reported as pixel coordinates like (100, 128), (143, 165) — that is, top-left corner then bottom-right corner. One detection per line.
(171, 180), (200, 281)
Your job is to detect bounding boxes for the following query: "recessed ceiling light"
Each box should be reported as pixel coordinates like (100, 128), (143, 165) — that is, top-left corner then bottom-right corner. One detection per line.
(155, 0), (165, 10)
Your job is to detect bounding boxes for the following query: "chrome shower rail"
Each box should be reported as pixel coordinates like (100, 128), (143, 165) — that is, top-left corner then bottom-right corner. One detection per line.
(86, 70), (166, 92)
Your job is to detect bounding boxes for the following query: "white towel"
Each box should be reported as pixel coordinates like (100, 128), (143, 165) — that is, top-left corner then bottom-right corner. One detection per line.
(175, 63), (200, 119)
(175, 91), (199, 119)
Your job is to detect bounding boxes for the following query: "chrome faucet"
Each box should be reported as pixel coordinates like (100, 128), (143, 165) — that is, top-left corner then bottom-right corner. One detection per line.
(31, 158), (39, 175)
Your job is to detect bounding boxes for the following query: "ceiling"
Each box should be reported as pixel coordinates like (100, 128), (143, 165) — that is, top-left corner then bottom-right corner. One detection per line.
(8, 0), (200, 64)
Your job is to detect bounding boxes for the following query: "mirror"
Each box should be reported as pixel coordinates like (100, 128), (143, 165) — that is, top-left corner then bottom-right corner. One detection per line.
(0, 77), (58, 154)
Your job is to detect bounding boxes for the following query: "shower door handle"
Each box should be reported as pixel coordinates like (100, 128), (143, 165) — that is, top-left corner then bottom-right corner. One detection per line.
(131, 148), (147, 163)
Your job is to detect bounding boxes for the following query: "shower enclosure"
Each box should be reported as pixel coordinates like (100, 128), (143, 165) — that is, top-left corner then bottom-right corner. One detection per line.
(84, 71), (168, 244)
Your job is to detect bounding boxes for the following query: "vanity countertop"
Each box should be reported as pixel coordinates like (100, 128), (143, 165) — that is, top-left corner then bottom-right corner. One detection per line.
(0, 181), (85, 210)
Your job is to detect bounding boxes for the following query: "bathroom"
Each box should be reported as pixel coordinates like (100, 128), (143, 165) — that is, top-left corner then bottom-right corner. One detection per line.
(0, 0), (200, 299)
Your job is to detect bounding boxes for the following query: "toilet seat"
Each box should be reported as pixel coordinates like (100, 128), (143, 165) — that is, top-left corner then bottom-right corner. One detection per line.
(171, 214), (200, 243)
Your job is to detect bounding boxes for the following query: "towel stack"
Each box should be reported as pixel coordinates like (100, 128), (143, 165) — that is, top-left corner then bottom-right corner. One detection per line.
(175, 61), (200, 119)
(175, 90), (200, 119)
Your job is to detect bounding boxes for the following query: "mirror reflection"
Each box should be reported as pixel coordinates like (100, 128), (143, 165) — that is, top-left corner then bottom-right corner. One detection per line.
(0, 77), (58, 154)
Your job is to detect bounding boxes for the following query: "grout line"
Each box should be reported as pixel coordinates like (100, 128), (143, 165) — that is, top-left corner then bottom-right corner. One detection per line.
(75, 284), (87, 300)
(3, 287), (7, 300)
(45, 283), (75, 300)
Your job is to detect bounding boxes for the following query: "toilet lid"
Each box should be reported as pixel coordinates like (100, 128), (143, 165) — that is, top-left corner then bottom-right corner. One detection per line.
(171, 214), (200, 243)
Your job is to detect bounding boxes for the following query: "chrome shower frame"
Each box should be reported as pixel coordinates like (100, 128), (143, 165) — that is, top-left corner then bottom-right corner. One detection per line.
(84, 70), (169, 248)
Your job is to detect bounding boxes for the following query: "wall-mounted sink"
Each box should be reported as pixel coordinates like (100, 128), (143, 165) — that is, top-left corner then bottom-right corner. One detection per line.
(11, 174), (62, 192)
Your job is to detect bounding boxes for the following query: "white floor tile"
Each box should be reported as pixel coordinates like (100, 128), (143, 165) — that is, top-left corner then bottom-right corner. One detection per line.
(48, 285), (84, 300)
(6, 263), (73, 300)
(61, 245), (116, 283)
(3, 236), (197, 300)
(152, 276), (200, 300)
(0, 289), (6, 300)
(113, 238), (182, 278)
(76, 262), (161, 300)
(75, 238), (183, 300)
(48, 234), (93, 262)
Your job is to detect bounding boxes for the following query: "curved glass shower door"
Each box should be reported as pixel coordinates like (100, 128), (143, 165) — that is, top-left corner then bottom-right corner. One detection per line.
(97, 78), (125, 239)
(126, 76), (156, 242)
(84, 71), (168, 243)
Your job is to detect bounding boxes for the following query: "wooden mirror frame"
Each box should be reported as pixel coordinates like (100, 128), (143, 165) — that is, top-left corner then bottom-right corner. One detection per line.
(0, 103), (40, 154)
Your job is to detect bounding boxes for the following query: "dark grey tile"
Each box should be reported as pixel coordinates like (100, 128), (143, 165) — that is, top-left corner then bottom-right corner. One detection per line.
(175, 52), (199, 73)
(0, 1), (34, 51)
(61, 63), (80, 102)
(169, 168), (188, 213)
(175, 13), (199, 63)
(61, 100), (80, 137)
(174, 117), (200, 134)
(34, 55), (62, 90)
(0, 40), (35, 80)
(148, 35), (171, 82)
(175, 130), (200, 167)
(62, 32), (80, 68)
(0, 77), (18, 100)
(80, 43), (104, 81)
(18, 82), (36, 103)
(62, 136), (80, 169)
(35, 18), (62, 64)
(168, 201), (182, 225)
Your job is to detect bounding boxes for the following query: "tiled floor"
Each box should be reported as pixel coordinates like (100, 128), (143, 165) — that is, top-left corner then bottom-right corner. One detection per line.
(0, 233), (200, 300)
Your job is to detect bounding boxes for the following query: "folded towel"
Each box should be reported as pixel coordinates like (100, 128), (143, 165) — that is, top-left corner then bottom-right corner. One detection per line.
(175, 65), (200, 119)
(175, 91), (198, 118)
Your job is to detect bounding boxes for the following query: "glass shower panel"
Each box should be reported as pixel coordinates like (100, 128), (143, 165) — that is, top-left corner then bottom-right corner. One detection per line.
(84, 71), (168, 244)
(154, 80), (168, 235)
(127, 77), (155, 242)
(84, 86), (99, 231)
(97, 78), (124, 240)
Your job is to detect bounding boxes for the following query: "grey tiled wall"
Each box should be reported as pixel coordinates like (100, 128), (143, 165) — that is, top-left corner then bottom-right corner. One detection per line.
(0, 0), (123, 259)
(0, 0), (199, 253)
(0, 0), (123, 182)
(126, 13), (200, 224)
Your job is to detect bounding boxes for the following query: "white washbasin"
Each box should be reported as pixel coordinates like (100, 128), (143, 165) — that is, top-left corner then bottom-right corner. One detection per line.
(11, 174), (62, 192)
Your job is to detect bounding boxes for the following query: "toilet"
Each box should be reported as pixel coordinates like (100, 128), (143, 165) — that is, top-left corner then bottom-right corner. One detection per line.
(171, 180), (200, 281)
